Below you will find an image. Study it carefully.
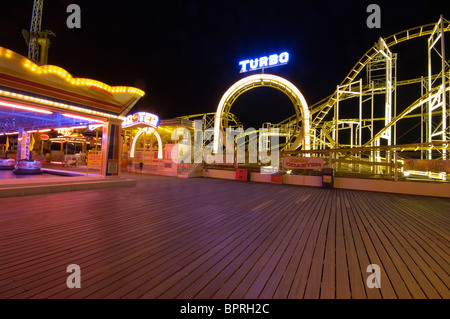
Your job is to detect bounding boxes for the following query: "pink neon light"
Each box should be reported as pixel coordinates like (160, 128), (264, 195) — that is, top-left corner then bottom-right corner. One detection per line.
(62, 113), (104, 123)
(0, 101), (53, 114)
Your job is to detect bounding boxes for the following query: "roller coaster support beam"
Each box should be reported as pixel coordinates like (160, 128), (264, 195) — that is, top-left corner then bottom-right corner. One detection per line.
(374, 37), (394, 146)
(427, 15), (449, 160)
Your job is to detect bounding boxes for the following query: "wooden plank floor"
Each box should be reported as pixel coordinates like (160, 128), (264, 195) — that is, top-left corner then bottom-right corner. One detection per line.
(0, 173), (449, 299)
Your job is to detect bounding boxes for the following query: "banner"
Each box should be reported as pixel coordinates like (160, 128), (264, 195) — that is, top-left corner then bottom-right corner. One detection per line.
(403, 159), (450, 173)
(283, 156), (324, 169)
(17, 131), (30, 160)
(30, 134), (35, 151)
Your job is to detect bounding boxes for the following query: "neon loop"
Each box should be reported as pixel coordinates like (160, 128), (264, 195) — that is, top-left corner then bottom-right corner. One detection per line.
(130, 126), (163, 159)
(213, 74), (310, 154)
(239, 52), (289, 73)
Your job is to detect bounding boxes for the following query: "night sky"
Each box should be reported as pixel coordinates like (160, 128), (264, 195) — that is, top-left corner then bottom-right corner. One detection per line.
(1, 0), (448, 130)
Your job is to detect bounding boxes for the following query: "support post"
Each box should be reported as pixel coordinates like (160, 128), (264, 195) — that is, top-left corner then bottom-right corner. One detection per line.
(394, 151), (398, 182)
(101, 119), (122, 177)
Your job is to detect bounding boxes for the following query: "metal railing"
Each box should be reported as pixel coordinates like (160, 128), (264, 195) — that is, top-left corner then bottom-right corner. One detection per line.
(281, 141), (450, 182)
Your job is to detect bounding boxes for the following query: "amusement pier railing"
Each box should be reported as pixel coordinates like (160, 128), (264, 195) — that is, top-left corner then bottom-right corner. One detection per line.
(281, 141), (450, 182)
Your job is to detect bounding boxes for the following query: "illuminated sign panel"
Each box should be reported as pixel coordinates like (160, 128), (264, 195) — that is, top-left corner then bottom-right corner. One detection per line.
(283, 156), (324, 169)
(18, 131), (30, 160)
(122, 112), (159, 128)
(239, 52), (289, 73)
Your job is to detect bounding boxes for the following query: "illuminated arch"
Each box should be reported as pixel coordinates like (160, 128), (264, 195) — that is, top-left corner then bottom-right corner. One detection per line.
(130, 126), (163, 159)
(213, 74), (310, 153)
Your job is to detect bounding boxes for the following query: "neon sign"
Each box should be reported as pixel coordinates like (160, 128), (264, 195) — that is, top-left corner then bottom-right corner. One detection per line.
(122, 112), (159, 128)
(239, 52), (289, 73)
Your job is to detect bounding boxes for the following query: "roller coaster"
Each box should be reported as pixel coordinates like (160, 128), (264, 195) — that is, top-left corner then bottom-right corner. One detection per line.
(176, 16), (449, 179)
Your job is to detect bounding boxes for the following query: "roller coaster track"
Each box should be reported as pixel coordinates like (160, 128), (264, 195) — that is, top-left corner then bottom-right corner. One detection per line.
(309, 19), (450, 131)
(177, 112), (243, 128)
(180, 20), (449, 154)
(279, 72), (450, 127)
(363, 79), (450, 147)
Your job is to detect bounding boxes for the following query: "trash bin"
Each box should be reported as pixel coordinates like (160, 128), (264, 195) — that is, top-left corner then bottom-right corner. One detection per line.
(236, 168), (248, 181)
(270, 173), (283, 184)
(322, 168), (334, 188)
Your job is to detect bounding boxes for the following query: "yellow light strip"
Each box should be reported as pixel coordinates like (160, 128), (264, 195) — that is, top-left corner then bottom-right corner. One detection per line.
(21, 57), (145, 97)
(0, 89), (125, 121)
(0, 47), (144, 97)
(0, 48), (13, 58)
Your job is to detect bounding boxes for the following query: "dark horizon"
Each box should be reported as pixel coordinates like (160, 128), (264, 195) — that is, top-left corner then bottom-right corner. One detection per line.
(1, 0), (448, 129)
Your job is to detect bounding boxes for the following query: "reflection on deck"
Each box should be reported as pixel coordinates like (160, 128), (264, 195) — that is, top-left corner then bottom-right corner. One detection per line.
(0, 174), (448, 299)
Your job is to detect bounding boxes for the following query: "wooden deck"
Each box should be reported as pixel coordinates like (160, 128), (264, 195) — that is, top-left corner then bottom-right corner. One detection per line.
(0, 173), (449, 299)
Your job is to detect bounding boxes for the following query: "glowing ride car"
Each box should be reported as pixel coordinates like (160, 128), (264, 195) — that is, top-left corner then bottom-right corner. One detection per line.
(13, 159), (44, 175)
(0, 158), (16, 170)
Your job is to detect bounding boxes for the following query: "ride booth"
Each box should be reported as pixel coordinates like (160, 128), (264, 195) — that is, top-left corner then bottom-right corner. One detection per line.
(122, 114), (203, 178)
(0, 46), (145, 177)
